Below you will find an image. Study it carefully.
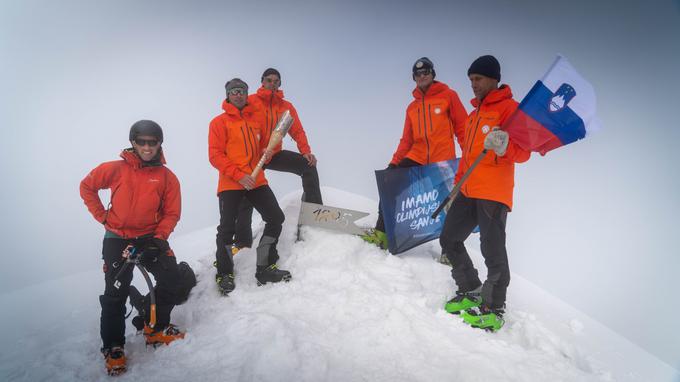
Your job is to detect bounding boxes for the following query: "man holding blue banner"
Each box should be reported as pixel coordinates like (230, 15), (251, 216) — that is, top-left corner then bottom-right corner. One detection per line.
(441, 55), (530, 332)
(362, 57), (467, 250)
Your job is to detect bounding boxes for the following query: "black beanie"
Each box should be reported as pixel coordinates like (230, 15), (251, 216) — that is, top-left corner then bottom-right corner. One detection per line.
(467, 55), (501, 82)
(261, 68), (281, 84)
(412, 57), (436, 79)
(225, 78), (248, 98)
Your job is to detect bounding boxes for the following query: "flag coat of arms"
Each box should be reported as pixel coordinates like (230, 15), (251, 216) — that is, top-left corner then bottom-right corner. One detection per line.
(504, 55), (600, 155)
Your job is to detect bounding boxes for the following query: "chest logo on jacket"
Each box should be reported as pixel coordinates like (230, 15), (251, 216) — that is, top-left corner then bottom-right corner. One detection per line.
(482, 125), (490, 134)
(434, 107), (441, 114)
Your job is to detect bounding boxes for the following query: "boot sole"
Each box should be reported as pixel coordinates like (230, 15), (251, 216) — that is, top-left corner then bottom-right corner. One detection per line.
(256, 274), (292, 286)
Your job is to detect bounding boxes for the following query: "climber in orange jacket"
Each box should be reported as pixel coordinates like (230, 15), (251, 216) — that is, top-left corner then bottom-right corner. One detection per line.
(231, 68), (322, 248)
(441, 55), (530, 331)
(363, 57), (467, 249)
(208, 78), (292, 296)
(80, 120), (187, 375)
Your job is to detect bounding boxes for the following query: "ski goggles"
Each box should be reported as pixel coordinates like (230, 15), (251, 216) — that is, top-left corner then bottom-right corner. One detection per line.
(133, 138), (160, 147)
(414, 68), (432, 77)
(228, 88), (246, 96)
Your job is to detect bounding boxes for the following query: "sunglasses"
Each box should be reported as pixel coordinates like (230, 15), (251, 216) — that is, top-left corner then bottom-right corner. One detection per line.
(414, 68), (432, 77)
(134, 138), (160, 147)
(228, 88), (246, 96)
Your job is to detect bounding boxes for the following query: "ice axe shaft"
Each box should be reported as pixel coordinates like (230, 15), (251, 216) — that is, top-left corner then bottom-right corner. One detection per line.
(431, 150), (488, 219)
(113, 244), (158, 329)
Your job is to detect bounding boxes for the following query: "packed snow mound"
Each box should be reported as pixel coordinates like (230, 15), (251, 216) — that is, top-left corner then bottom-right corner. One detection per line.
(0, 187), (676, 381)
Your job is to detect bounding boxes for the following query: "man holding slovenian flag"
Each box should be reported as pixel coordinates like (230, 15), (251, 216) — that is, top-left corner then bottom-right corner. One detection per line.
(440, 55), (598, 332)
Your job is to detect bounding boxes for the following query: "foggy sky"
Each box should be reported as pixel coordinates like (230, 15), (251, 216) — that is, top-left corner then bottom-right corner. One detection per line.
(1, 0), (679, 370)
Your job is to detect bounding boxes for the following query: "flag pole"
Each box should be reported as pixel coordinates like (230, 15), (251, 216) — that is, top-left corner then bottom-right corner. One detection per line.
(431, 149), (488, 219)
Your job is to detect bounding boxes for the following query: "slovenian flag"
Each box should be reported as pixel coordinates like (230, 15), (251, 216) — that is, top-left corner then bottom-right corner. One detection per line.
(504, 55), (600, 155)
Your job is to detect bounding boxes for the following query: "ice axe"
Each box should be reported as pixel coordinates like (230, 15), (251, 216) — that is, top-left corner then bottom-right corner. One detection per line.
(251, 109), (294, 178)
(113, 244), (157, 329)
(431, 149), (488, 219)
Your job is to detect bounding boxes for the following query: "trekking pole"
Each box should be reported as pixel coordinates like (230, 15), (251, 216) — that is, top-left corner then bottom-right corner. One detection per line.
(113, 244), (157, 329)
(431, 150), (488, 219)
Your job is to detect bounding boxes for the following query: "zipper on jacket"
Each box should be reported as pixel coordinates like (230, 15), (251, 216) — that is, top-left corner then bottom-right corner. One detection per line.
(240, 125), (250, 157)
(464, 107), (482, 166)
(422, 98), (430, 164)
(242, 123), (256, 172)
(268, 93), (274, 137)
(427, 104), (435, 164)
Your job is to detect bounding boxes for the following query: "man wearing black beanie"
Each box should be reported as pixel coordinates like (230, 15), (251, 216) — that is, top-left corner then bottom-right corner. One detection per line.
(441, 55), (530, 332)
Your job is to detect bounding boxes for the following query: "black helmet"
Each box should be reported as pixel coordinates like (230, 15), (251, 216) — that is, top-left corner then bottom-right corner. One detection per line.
(129, 120), (163, 143)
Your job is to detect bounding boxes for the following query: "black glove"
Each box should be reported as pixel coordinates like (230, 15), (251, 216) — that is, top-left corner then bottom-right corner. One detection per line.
(141, 238), (170, 261)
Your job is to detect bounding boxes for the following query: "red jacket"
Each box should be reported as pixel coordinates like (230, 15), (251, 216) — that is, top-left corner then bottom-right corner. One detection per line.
(208, 100), (268, 193)
(457, 85), (530, 210)
(248, 87), (311, 155)
(80, 149), (181, 240)
(391, 81), (467, 165)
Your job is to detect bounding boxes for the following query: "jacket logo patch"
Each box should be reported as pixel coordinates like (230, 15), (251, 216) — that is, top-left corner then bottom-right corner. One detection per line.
(482, 125), (490, 134)
(148, 178), (160, 182)
(434, 107), (441, 114)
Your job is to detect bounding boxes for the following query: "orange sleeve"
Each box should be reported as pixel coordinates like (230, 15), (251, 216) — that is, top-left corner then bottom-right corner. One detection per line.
(286, 103), (311, 155)
(154, 169), (181, 240)
(79, 161), (117, 224)
(448, 90), (467, 147)
(208, 118), (246, 181)
(391, 111), (414, 165)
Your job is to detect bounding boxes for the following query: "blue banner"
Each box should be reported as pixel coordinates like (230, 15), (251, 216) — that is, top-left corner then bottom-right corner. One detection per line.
(375, 159), (458, 254)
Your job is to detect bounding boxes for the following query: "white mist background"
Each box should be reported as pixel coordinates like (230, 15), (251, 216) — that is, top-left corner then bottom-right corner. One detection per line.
(1, 0), (678, 371)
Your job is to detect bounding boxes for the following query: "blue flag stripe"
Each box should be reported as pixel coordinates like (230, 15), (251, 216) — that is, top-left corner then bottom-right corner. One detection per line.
(519, 81), (587, 146)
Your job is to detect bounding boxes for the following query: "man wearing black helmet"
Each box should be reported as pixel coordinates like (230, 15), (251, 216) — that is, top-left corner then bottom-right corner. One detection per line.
(362, 57), (467, 250)
(80, 120), (187, 375)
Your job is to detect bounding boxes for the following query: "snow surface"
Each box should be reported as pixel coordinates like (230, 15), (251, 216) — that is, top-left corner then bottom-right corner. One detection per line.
(1, 187), (677, 382)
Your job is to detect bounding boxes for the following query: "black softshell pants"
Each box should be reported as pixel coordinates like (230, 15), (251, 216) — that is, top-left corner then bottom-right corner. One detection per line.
(234, 150), (321, 247)
(100, 237), (181, 349)
(374, 158), (421, 232)
(216, 185), (285, 275)
(440, 193), (510, 309)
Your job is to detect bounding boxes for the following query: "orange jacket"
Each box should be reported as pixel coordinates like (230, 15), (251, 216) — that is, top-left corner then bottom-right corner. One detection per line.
(391, 81), (467, 165)
(80, 149), (181, 240)
(457, 85), (530, 210)
(209, 100), (268, 193)
(248, 87), (311, 155)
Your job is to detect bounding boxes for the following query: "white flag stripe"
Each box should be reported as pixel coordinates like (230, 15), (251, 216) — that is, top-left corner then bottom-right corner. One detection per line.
(541, 55), (601, 135)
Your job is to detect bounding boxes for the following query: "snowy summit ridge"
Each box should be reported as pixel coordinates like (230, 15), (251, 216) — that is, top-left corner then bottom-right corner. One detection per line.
(0, 187), (676, 381)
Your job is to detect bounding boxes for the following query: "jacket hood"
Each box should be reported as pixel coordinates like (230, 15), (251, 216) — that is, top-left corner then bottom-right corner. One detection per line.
(412, 81), (450, 100)
(470, 84), (513, 108)
(120, 148), (166, 168)
(256, 86), (285, 101)
(221, 99), (259, 117)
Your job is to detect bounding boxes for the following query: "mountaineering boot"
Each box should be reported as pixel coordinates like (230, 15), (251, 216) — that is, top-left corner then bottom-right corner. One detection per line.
(461, 305), (505, 332)
(444, 288), (482, 314)
(230, 244), (244, 256)
(143, 324), (185, 346)
(255, 264), (292, 286)
(102, 346), (126, 376)
(438, 253), (452, 266)
(361, 229), (388, 249)
(215, 273), (236, 295)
